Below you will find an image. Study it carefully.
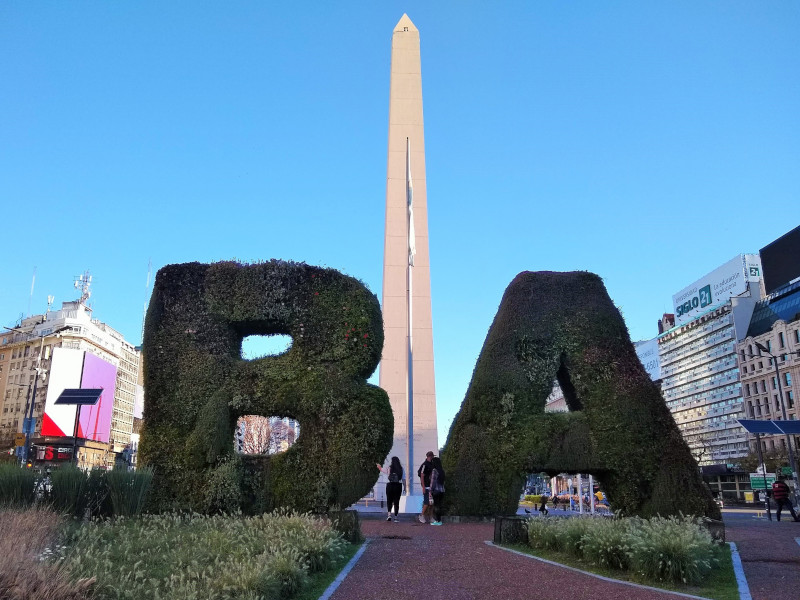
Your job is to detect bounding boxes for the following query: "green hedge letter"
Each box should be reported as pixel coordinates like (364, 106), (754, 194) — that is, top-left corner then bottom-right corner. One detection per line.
(139, 261), (393, 514)
(442, 271), (719, 519)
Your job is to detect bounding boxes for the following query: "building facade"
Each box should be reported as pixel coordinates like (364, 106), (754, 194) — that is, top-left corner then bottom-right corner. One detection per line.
(657, 255), (763, 466)
(0, 295), (141, 467)
(737, 279), (800, 456)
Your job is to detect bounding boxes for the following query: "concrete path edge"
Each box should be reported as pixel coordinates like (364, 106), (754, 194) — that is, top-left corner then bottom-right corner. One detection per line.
(318, 538), (371, 600)
(727, 542), (752, 600)
(485, 541), (713, 600)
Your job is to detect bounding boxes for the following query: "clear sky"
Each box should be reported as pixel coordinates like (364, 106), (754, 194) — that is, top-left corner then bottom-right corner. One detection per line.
(2, 2), (798, 445)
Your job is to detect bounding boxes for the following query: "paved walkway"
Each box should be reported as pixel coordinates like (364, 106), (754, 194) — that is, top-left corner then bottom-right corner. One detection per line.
(330, 517), (707, 600)
(330, 509), (800, 600)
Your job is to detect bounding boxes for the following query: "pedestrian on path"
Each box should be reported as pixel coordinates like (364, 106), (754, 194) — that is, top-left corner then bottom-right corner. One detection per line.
(539, 493), (549, 516)
(771, 476), (800, 522)
(551, 494), (559, 511)
(377, 457), (405, 522)
(429, 456), (446, 526)
(417, 451), (434, 524)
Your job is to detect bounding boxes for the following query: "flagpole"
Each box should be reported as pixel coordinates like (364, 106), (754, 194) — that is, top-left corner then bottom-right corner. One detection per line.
(406, 137), (414, 496)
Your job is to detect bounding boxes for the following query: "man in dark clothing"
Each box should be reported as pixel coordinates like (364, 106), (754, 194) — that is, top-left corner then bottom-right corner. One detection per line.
(417, 451), (434, 523)
(771, 476), (800, 522)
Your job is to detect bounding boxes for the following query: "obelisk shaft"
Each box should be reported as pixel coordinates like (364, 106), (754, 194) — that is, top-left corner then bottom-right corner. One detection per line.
(379, 14), (438, 503)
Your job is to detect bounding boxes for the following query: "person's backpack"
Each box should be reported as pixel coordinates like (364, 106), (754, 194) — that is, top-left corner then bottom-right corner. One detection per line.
(388, 471), (401, 483)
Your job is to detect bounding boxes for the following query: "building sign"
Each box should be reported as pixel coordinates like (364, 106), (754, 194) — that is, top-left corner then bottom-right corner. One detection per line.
(634, 338), (661, 381)
(671, 254), (762, 326)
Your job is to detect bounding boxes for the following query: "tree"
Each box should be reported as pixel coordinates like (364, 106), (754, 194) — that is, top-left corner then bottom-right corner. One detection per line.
(734, 447), (790, 474)
(238, 415), (272, 455)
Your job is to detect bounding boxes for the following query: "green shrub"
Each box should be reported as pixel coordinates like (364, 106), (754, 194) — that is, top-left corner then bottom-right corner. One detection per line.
(627, 515), (717, 585)
(256, 549), (309, 598)
(328, 510), (361, 543)
(106, 467), (153, 517)
(0, 464), (37, 507)
(442, 271), (719, 519)
(526, 517), (563, 551)
(581, 517), (632, 570)
(49, 465), (87, 517)
(559, 516), (593, 558)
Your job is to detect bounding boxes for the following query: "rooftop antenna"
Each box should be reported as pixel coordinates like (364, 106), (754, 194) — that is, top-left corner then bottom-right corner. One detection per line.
(46, 295), (55, 313)
(74, 270), (93, 310)
(141, 258), (152, 343)
(28, 267), (37, 317)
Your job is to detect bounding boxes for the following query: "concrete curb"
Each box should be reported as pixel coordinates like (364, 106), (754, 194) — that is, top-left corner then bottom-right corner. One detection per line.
(318, 538), (370, 600)
(727, 542), (752, 600)
(485, 541), (712, 600)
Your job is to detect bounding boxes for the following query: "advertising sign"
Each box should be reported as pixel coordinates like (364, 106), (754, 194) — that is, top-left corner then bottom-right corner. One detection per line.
(41, 348), (84, 437)
(41, 348), (117, 442)
(78, 352), (117, 443)
(634, 338), (661, 381)
(672, 254), (762, 326)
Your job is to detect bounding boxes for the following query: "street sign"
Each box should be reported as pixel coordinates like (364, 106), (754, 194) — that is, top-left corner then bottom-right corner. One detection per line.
(779, 466), (793, 476)
(749, 473), (776, 489)
(22, 418), (35, 434)
(14, 433), (25, 447)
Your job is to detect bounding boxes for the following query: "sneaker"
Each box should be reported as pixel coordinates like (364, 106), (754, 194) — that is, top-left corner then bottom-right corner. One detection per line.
(386, 515), (392, 521)
(393, 517), (399, 522)
(418, 515), (426, 524)
(430, 521), (442, 526)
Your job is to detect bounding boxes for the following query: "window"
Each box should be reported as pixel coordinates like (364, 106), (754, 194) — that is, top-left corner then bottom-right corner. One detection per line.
(772, 376), (778, 390)
(785, 373), (792, 387)
(761, 380), (767, 393)
(747, 401), (753, 417)
(748, 344), (753, 356)
(779, 332), (785, 348)
(745, 383), (750, 396)
(766, 340), (772, 352)
(788, 391), (795, 410)
(740, 350), (745, 361)
(795, 330), (800, 344)
(758, 361), (763, 370)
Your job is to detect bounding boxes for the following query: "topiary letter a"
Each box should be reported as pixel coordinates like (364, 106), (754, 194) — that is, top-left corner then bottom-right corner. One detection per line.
(139, 261), (393, 514)
(442, 271), (719, 518)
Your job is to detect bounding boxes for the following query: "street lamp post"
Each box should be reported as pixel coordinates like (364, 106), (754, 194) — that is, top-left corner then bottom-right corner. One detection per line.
(754, 342), (800, 502)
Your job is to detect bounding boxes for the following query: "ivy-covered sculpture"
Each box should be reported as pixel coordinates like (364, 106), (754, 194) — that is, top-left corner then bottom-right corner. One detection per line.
(442, 271), (719, 519)
(139, 261), (393, 514)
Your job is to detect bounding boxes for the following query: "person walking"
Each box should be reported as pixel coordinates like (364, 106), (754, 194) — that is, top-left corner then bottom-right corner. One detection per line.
(771, 476), (800, 522)
(417, 451), (434, 523)
(551, 494), (559, 511)
(539, 493), (549, 516)
(429, 456), (446, 526)
(377, 457), (405, 522)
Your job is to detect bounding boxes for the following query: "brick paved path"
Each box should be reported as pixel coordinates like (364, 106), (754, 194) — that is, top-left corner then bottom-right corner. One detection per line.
(328, 518), (709, 600)
(723, 512), (800, 600)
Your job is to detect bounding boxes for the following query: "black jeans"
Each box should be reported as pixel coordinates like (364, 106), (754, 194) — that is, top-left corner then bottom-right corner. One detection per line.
(775, 498), (798, 521)
(386, 482), (402, 515)
(431, 492), (444, 521)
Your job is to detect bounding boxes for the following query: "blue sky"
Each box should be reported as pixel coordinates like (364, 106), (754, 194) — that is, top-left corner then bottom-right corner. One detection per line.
(1, 2), (798, 444)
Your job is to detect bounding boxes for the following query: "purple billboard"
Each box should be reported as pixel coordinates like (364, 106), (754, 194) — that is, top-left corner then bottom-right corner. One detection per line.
(77, 352), (117, 443)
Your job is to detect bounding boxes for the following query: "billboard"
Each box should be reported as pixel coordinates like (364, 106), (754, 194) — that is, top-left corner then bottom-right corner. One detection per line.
(634, 338), (661, 381)
(760, 225), (800, 295)
(671, 254), (762, 326)
(42, 348), (117, 443)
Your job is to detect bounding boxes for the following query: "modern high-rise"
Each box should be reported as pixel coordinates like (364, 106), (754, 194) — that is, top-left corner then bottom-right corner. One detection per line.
(378, 14), (438, 504)
(658, 255), (763, 465)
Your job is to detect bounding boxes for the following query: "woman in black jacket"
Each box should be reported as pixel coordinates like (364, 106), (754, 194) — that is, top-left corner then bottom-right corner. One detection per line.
(377, 456), (405, 521)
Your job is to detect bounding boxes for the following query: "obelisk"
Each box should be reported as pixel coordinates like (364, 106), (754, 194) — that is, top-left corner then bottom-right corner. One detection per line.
(379, 14), (438, 512)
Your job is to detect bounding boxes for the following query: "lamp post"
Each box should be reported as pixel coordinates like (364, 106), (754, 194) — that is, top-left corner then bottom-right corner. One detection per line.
(3, 324), (70, 466)
(754, 342), (800, 500)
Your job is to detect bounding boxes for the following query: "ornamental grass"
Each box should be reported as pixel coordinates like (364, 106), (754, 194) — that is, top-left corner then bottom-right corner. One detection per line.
(53, 509), (347, 600)
(525, 514), (718, 585)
